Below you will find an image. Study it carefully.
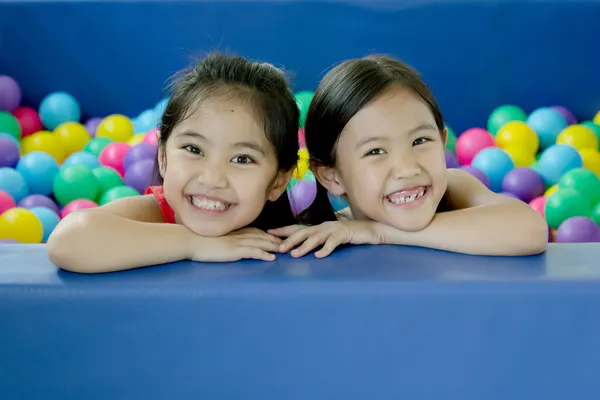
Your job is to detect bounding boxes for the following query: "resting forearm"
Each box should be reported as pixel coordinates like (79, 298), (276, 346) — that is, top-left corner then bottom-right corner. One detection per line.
(380, 203), (548, 256)
(47, 211), (194, 273)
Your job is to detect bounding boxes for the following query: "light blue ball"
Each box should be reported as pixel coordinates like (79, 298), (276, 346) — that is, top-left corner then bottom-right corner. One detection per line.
(471, 147), (515, 192)
(153, 97), (169, 122)
(0, 167), (29, 202)
(134, 109), (158, 133)
(15, 152), (59, 196)
(0, 132), (20, 150)
(526, 107), (568, 150)
(29, 207), (60, 242)
(536, 144), (583, 185)
(62, 151), (101, 170)
(39, 91), (81, 130)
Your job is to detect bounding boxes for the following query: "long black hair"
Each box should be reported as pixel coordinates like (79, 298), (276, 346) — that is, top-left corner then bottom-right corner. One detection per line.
(153, 52), (300, 231)
(299, 54), (445, 225)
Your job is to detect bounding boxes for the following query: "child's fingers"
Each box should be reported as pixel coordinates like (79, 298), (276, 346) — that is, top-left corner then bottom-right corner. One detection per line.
(238, 238), (282, 253)
(315, 234), (344, 258)
(290, 231), (330, 258)
(279, 227), (316, 252)
(239, 247), (276, 261)
(267, 225), (304, 237)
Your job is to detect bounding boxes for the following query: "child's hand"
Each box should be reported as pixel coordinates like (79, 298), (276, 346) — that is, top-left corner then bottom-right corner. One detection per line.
(190, 228), (283, 262)
(269, 221), (385, 258)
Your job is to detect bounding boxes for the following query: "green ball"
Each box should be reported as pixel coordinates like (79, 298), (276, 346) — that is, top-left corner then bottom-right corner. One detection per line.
(0, 111), (21, 141)
(84, 137), (114, 157)
(544, 188), (592, 229)
(53, 165), (100, 206)
(294, 91), (314, 128)
(99, 185), (140, 206)
(487, 105), (527, 135)
(558, 167), (600, 206)
(581, 121), (600, 146)
(445, 125), (456, 152)
(591, 203), (600, 226)
(92, 167), (124, 199)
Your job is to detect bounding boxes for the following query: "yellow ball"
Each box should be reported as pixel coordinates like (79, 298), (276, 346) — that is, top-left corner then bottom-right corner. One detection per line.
(503, 145), (536, 167)
(495, 121), (539, 155)
(54, 122), (91, 155)
(579, 149), (600, 178)
(21, 131), (66, 164)
(96, 114), (134, 142)
(594, 111), (600, 125)
(556, 124), (598, 151)
(0, 207), (44, 243)
(545, 184), (559, 198)
(128, 133), (145, 146)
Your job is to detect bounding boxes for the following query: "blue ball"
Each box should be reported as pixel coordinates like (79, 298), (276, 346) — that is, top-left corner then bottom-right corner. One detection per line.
(62, 151), (101, 170)
(16, 152), (59, 196)
(526, 107), (568, 150)
(0, 136), (20, 168)
(0, 167), (29, 202)
(39, 91), (81, 130)
(536, 144), (583, 185)
(29, 207), (60, 242)
(134, 109), (158, 133)
(471, 147), (515, 192)
(153, 97), (169, 122)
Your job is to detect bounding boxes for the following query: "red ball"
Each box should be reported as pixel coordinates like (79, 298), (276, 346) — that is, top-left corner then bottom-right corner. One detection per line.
(455, 128), (495, 165)
(60, 199), (98, 219)
(143, 128), (159, 145)
(98, 142), (131, 177)
(13, 107), (43, 138)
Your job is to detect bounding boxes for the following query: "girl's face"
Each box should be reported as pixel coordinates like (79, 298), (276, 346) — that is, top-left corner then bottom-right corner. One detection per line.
(158, 96), (290, 237)
(321, 85), (448, 231)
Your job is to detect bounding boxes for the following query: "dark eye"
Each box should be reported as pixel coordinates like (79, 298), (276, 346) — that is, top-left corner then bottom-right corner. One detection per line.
(365, 148), (386, 157)
(232, 155), (255, 164)
(183, 145), (203, 155)
(413, 137), (431, 146)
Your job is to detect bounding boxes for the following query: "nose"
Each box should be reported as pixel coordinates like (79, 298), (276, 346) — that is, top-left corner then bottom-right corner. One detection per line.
(197, 161), (228, 189)
(391, 152), (422, 179)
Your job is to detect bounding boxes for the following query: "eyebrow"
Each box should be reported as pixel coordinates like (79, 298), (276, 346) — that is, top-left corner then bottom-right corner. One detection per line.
(176, 130), (266, 156)
(355, 123), (438, 149)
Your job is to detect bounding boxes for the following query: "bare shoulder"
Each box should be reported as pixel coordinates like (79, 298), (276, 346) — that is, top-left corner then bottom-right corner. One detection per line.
(88, 194), (164, 223)
(444, 168), (512, 210)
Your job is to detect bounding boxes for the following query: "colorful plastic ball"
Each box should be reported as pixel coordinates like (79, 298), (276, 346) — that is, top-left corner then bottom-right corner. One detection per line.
(288, 178), (316, 215)
(591, 202), (600, 226)
(445, 150), (459, 168)
(0, 135), (20, 167)
(445, 125), (456, 152)
(556, 124), (598, 151)
(526, 107), (567, 150)
(38, 91), (81, 130)
(499, 191), (520, 200)
(98, 142), (130, 176)
(555, 216), (600, 243)
(128, 133), (145, 146)
(294, 91), (314, 128)
(471, 147), (515, 192)
(84, 117), (103, 137)
(15, 152), (59, 196)
(0, 239), (18, 244)
(60, 199), (98, 219)
(84, 137), (113, 157)
(545, 184), (559, 198)
(459, 165), (490, 188)
(558, 167), (600, 207)
(594, 111), (600, 125)
(54, 122), (91, 155)
(503, 145), (536, 167)
(0, 111), (21, 140)
(134, 109), (158, 133)
(495, 121), (539, 155)
(579, 149), (600, 178)
(18, 194), (59, 214)
(12, 107), (43, 138)
(0, 190), (16, 214)
(154, 98), (169, 121)
(29, 207), (60, 242)
(487, 104), (527, 135)
(21, 131), (66, 164)
(552, 106), (577, 125)
(0, 132), (20, 149)
(98, 185), (140, 205)
(124, 159), (155, 194)
(544, 188), (591, 230)
(62, 151), (101, 170)
(123, 142), (157, 170)
(143, 128), (159, 145)
(96, 114), (134, 142)
(580, 121), (600, 142)
(92, 166), (124, 197)
(501, 167), (546, 203)
(0, 167), (28, 203)
(536, 144), (583, 185)
(455, 128), (495, 165)
(0, 75), (21, 112)
(53, 164), (100, 206)
(529, 196), (546, 217)
(0, 207), (43, 243)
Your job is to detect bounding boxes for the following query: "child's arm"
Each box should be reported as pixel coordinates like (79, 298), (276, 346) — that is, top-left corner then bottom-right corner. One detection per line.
(47, 195), (281, 273)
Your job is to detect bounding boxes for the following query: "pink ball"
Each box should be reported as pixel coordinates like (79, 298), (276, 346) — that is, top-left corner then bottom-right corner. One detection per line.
(143, 128), (159, 145)
(60, 199), (98, 219)
(529, 196), (547, 217)
(99, 142), (130, 176)
(298, 128), (306, 148)
(0, 190), (16, 214)
(455, 128), (495, 165)
(12, 107), (43, 138)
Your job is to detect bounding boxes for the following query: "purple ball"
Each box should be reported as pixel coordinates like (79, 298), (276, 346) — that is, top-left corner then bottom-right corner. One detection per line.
(17, 194), (59, 214)
(499, 191), (520, 200)
(84, 117), (103, 137)
(501, 167), (546, 203)
(555, 217), (600, 243)
(288, 179), (317, 215)
(123, 143), (157, 171)
(551, 106), (577, 125)
(124, 159), (155, 194)
(459, 165), (490, 188)
(445, 150), (459, 169)
(0, 75), (21, 112)
(0, 239), (18, 244)
(0, 136), (20, 168)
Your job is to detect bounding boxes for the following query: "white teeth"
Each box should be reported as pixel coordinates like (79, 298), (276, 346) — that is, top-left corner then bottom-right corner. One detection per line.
(387, 189), (425, 204)
(190, 196), (229, 211)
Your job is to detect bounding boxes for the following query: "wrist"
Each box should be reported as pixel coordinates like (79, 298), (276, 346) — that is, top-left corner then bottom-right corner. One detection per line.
(373, 221), (404, 245)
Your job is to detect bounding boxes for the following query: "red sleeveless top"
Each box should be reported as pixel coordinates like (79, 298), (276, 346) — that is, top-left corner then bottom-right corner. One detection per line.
(145, 186), (176, 224)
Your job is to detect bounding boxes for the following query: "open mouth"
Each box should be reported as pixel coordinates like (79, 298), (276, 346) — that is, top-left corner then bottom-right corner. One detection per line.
(385, 186), (428, 205)
(188, 195), (232, 213)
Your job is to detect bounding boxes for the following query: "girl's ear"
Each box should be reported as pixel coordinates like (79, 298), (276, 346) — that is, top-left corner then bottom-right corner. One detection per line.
(267, 169), (293, 202)
(441, 126), (448, 147)
(312, 164), (346, 196)
(158, 146), (167, 178)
